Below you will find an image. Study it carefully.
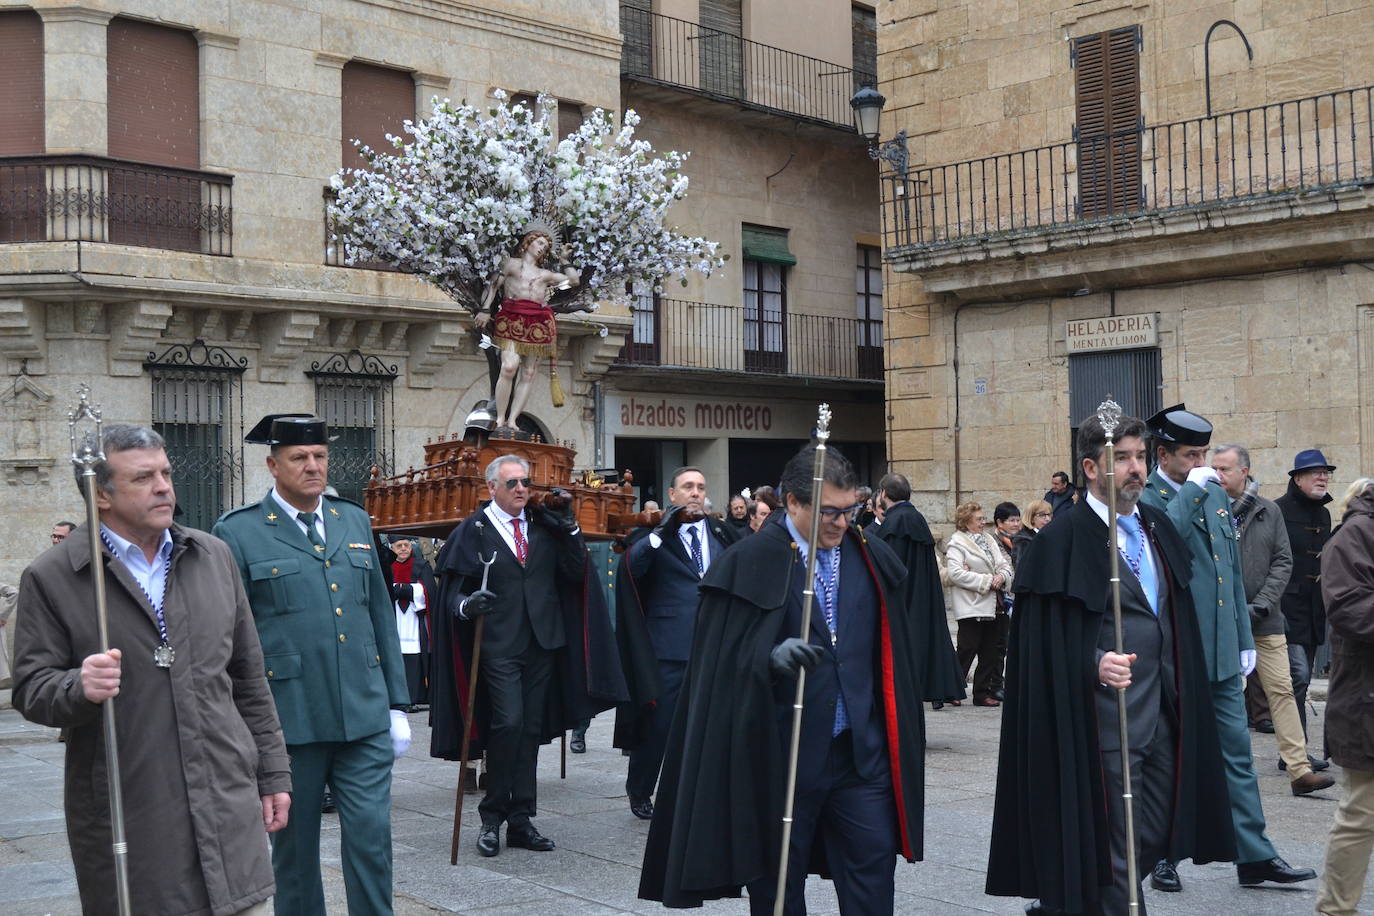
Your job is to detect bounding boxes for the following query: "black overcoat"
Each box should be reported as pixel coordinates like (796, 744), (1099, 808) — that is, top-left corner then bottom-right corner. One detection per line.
(985, 501), (1236, 912)
(428, 505), (628, 759)
(639, 517), (925, 908)
(868, 501), (966, 702)
(1276, 477), (1334, 647)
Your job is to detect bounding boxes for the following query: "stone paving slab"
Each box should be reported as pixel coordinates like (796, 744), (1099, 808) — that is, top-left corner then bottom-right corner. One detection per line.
(0, 684), (1366, 915)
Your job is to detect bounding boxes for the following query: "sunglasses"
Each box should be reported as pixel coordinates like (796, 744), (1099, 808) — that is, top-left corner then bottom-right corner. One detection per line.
(500, 477), (533, 490)
(51, 533), (67, 542)
(817, 502), (866, 522)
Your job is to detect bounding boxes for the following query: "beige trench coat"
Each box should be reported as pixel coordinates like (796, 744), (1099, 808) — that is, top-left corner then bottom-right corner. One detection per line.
(13, 525), (290, 916)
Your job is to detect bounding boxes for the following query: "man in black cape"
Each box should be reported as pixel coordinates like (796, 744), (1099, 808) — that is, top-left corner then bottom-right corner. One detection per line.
(428, 462), (627, 853)
(986, 413), (1235, 914)
(640, 444), (925, 913)
(869, 471), (966, 708)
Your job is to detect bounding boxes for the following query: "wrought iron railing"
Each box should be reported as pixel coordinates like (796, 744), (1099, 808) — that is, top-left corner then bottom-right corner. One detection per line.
(620, 5), (873, 131)
(614, 298), (883, 381)
(882, 85), (1374, 251)
(0, 155), (232, 255)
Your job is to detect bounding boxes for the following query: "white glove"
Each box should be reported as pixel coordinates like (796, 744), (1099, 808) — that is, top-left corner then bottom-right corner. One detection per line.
(1186, 466), (1221, 488)
(1239, 649), (1258, 677)
(389, 708), (412, 759)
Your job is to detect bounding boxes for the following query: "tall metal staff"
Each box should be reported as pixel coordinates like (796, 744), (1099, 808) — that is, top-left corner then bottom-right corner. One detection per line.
(773, 403), (831, 916)
(69, 385), (133, 916)
(1097, 396), (1139, 914)
(449, 546), (496, 865)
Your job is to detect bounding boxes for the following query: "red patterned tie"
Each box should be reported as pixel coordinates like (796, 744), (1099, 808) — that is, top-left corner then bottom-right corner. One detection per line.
(512, 517), (528, 564)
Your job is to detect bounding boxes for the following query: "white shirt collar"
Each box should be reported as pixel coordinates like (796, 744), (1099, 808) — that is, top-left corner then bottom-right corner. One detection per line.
(270, 487), (323, 520)
(1157, 470), (1184, 492)
(100, 523), (173, 564)
(1085, 490), (1142, 528)
(485, 500), (526, 525)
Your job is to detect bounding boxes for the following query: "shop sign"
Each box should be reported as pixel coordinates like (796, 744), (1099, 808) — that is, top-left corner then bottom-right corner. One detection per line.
(1065, 312), (1159, 352)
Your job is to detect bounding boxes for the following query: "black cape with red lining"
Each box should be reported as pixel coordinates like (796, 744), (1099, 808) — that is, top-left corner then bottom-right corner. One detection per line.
(985, 499), (1236, 911)
(867, 501), (967, 701)
(638, 515), (925, 908)
(428, 504), (628, 760)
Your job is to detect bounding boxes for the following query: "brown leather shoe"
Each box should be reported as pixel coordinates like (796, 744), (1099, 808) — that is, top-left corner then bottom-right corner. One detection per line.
(1291, 772), (1336, 796)
(973, 698), (1001, 707)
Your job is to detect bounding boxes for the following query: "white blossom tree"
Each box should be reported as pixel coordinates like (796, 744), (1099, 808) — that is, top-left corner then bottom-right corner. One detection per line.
(328, 93), (724, 314)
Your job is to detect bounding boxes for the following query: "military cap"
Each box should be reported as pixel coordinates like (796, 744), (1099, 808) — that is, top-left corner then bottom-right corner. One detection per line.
(1145, 404), (1213, 447)
(244, 413), (334, 446)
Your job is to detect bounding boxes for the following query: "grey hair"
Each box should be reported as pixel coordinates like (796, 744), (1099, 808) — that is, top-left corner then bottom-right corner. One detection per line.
(1214, 443), (1251, 471)
(73, 424), (165, 496)
(484, 454), (530, 483)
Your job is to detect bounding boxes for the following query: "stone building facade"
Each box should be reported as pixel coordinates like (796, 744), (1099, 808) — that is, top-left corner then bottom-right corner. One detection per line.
(877, 0), (1374, 531)
(0, 0), (627, 583)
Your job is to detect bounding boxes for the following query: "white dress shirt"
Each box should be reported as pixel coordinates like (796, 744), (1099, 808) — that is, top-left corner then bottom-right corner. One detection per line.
(484, 500), (528, 561)
(271, 488), (325, 542)
(101, 524), (174, 610)
(647, 516), (712, 571)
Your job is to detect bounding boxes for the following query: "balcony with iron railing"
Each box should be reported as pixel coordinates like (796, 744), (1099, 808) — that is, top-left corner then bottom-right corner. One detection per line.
(613, 298), (883, 383)
(0, 155), (232, 255)
(881, 85), (1374, 256)
(619, 5), (873, 131)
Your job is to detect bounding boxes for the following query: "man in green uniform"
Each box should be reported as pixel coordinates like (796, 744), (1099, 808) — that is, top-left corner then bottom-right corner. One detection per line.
(1138, 405), (1315, 894)
(214, 414), (410, 915)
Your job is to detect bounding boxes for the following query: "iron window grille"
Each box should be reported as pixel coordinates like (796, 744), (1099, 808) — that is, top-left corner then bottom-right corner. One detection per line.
(144, 339), (247, 531)
(307, 349), (397, 503)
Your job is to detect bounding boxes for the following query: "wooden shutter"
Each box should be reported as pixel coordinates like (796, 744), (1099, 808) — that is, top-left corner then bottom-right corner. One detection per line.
(0, 10), (44, 155)
(1074, 26), (1140, 217)
(107, 18), (199, 168)
(341, 62), (415, 172)
(699, 0), (743, 98)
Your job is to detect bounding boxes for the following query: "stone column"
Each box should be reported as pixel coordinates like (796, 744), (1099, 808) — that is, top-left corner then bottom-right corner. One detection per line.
(38, 6), (114, 156)
(414, 71), (451, 119)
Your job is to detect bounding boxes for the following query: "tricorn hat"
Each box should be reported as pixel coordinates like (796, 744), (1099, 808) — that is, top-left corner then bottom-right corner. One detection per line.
(1145, 403), (1213, 447)
(1288, 448), (1336, 477)
(245, 413), (335, 446)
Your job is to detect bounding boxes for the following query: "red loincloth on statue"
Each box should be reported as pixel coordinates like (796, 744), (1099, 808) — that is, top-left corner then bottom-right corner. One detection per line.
(492, 298), (556, 357)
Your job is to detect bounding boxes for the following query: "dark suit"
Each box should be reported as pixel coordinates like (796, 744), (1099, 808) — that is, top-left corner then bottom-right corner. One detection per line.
(466, 506), (584, 828)
(624, 516), (739, 801)
(747, 519), (896, 915)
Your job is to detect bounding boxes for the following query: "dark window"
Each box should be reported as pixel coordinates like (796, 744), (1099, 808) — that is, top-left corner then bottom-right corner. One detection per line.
(851, 5), (877, 90)
(558, 101), (584, 139)
(308, 350), (397, 503)
(699, 0), (743, 98)
(621, 0), (653, 76)
(0, 10), (43, 155)
(856, 244), (883, 378)
(145, 341), (247, 531)
(620, 280), (660, 364)
(743, 259), (786, 373)
(341, 62), (415, 173)
(1067, 347), (1162, 483)
(1073, 26), (1142, 218)
(107, 18), (199, 168)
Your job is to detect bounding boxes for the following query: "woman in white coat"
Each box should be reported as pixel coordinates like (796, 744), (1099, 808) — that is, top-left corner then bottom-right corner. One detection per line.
(945, 502), (1013, 707)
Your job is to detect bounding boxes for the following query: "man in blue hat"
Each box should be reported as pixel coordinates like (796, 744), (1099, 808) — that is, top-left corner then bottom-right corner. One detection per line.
(214, 414), (410, 915)
(1140, 405), (1316, 894)
(1275, 448), (1338, 753)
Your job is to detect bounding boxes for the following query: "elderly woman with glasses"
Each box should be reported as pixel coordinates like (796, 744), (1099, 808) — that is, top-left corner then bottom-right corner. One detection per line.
(945, 501), (1014, 707)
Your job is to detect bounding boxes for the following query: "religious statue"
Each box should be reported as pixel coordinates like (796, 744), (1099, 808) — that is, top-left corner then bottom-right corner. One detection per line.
(474, 229), (581, 432)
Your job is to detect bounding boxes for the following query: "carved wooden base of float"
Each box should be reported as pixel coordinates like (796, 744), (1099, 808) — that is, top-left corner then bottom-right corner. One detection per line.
(364, 432), (637, 540)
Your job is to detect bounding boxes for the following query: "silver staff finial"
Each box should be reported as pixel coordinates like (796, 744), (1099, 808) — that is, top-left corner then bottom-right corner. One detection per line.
(68, 384), (105, 469)
(815, 403), (832, 443)
(1096, 396), (1122, 439)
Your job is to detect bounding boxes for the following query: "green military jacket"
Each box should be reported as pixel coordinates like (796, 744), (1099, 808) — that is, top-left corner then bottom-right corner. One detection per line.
(1139, 469), (1253, 682)
(213, 492), (408, 744)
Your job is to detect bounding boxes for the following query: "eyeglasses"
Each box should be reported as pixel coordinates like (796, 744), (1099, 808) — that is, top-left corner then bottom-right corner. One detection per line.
(50, 532), (67, 542)
(1035, 512), (1053, 519)
(501, 477), (533, 490)
(817, 502), (866, 522)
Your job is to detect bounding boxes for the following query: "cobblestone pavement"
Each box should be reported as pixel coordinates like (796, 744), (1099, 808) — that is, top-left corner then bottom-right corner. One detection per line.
(0, 685), (1363, 914)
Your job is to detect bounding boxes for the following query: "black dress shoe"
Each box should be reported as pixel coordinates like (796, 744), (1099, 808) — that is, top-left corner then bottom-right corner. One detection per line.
(507, 825), (555, 851)
(1279, 755), (1331, 772)
(630, 796), (655, 820)
(1237, 856), (1317, 886)
(1150, 859), (1181, 892)
(931, 701), (944, 710)
(476, 824), (500, 857)
(570, 728), (587, 754)
(1253, 719), (1275, 733)
(321, 792), (337, 814)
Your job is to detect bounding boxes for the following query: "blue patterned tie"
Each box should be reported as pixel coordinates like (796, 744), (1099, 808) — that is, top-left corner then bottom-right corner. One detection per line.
(688, 525), (704, 576)
(1119, 515), (1158, 616)
(816, 548), (849, 735)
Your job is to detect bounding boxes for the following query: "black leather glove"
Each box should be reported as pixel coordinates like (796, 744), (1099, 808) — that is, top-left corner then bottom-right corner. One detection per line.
(539, 488), (578, 533)
(769, 637), (824, 678)
(652, 503), (686, 538)
(459, 589), (498, 619)
(391, 582), (414, 606)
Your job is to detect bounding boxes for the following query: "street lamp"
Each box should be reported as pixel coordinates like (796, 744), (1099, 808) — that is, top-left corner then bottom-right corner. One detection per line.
(850, 84), (908, 175)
